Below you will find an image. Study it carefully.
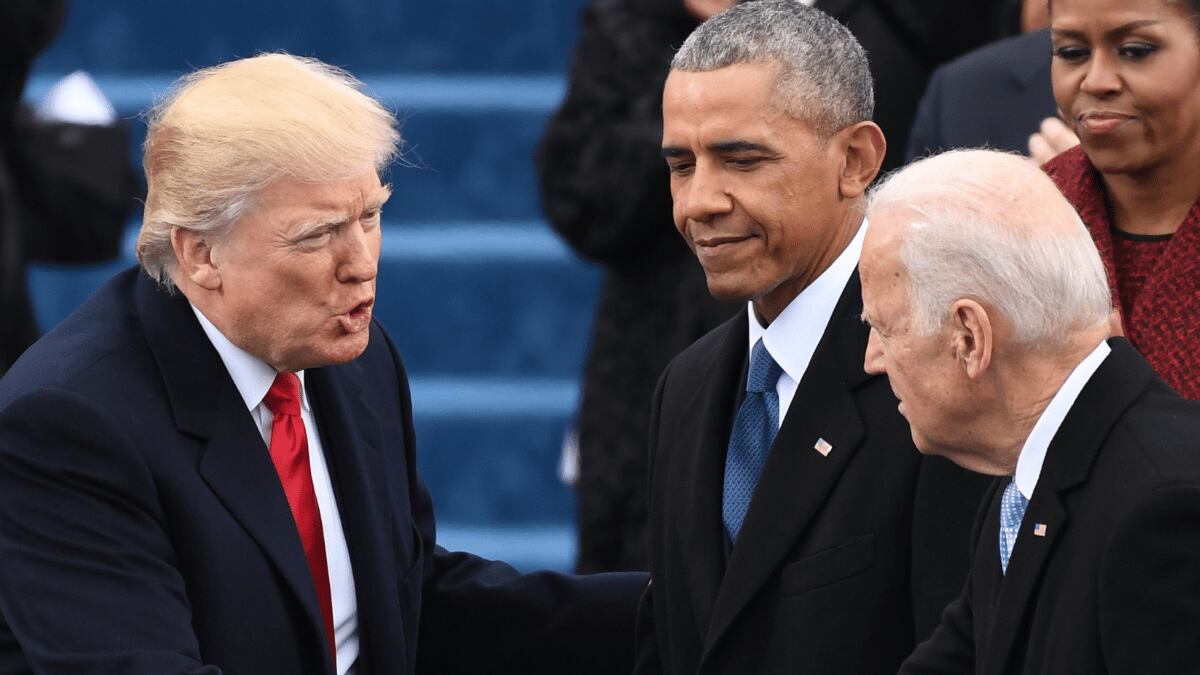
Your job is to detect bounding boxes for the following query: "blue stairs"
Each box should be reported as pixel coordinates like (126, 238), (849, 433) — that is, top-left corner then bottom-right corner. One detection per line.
(25, 0), (597, 572)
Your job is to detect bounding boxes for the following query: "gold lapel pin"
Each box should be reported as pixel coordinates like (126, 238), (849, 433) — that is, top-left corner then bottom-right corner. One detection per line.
(814, 438), (833, 457)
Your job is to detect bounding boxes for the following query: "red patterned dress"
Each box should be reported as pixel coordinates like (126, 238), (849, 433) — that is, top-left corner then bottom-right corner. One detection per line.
(1044, 145), (1200, 399)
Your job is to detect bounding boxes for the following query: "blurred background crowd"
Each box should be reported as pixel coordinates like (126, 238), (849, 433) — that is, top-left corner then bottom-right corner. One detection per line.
(6, 0), (1196, 574)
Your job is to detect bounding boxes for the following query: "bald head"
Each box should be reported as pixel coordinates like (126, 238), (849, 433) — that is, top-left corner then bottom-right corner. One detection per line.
(865, 149), (1110, 348)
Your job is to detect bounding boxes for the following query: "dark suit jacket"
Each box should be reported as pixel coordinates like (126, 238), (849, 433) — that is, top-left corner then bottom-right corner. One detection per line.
(817, 0), (1010, 171)
(906, 28), (1056, 162)
(901, 339), (1200, 675)
(633, 271), (989, 674)
(0, 268), (643, 675)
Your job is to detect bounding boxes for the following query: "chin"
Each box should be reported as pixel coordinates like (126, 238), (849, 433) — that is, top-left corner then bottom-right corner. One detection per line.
(703, 272), (761, 303)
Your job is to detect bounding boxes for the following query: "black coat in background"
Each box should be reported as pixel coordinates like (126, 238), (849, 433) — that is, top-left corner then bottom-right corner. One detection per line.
(633, 271), (991, 674)
(901, 339), (1200, 675)
(905, 28), (1055, 161)
(816, 0), (1011, 171)
(536, 0), (738, 574)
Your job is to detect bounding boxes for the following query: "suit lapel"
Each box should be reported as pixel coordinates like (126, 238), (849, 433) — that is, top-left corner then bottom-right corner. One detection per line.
(702, 273), (873, 658)
(676, 313), (748, 640)
(982, 339), (1153, 674)
(307, 364), (404, 673)
(136, 275), (334, 673)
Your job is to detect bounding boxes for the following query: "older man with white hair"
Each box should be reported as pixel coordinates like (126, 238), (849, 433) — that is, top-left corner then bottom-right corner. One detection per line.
(0, 53), (643, 675)
(860, 149), (1200, 674)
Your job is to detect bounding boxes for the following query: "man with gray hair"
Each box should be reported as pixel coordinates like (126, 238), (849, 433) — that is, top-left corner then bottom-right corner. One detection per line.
(635, 2), (986, 673)
(861, 149), (1200, 674)
(0, 53), (643, 675)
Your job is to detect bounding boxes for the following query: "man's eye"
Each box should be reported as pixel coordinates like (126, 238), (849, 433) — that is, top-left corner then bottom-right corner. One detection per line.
(727, 157), (761, 169)
(1053, 45), (1090, 62)
(667, 162), (694, 175)
(298, 232), (333, 248)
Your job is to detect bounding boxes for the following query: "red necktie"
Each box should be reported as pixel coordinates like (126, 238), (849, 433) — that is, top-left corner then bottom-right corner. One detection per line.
(263, 372), (336, 669)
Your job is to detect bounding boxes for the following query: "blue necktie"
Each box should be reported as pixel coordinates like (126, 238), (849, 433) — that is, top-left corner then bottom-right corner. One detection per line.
(998, 479), (1029, 574)
(722, 339), (783, 544)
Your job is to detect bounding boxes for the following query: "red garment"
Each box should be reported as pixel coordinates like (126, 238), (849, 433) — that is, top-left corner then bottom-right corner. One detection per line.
(264, 372), (336, 667)
(1044, 145), (1200, 399)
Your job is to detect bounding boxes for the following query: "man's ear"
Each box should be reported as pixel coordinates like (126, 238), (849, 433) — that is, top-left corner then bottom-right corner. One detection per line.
(836, 121), (886, 199)
(170, 227), (222, 291)
(949, 298), (993, 379)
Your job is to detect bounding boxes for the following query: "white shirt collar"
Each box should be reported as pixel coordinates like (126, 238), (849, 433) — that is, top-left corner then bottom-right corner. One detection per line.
(747, 218), (866, 383)
(1013, 340), (1111, 500)
(189, 304), (310, 413)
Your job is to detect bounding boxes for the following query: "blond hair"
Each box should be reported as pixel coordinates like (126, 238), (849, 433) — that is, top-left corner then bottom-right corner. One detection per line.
(138, 53), (401, 290)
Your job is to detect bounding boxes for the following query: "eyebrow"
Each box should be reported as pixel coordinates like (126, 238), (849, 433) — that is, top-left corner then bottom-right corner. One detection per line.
(661, 140), (775, 160)
(1052, 19), (1165, 40)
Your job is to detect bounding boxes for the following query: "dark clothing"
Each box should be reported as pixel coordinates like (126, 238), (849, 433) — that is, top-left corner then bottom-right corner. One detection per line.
(906, 28), (1056, 161)
(0, 269), (644, 675)
(0, 107), (133, 377)
(1044, 146), (1200, 399)
(633, 271), (989, 675)
(817, 0), (1011, 171)
(536, 0), (737, 573)
(901, 339), (1200, 675)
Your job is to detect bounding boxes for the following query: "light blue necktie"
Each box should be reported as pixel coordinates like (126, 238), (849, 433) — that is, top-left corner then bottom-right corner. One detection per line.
(998, 479), (1029, 574)
(722, 339), (783, 544)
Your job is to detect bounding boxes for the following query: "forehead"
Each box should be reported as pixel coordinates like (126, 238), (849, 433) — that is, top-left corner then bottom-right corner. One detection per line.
(1052, 0), (1185, 27)
(860, 216), (909, 298)
(662, 62), (787, 141)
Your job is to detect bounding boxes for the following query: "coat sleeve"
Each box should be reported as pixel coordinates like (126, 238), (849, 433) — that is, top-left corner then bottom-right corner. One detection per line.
(1099, 484), (1200, 674)
(0, 388), (218, 675)
(374, 327), (644, 675)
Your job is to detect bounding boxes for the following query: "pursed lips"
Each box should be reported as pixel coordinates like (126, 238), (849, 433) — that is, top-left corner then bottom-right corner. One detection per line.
(1077, 110), (1136, 136)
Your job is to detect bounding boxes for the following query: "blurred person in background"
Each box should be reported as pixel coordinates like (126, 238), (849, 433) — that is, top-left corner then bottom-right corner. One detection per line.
(0, 0), (134, 377)
(1042, 0), (1200, 399)
(906, 0), (1082, 163)
(536, 0), (740, 575)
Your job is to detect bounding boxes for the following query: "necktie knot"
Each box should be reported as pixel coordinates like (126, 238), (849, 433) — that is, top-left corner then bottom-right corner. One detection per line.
(264, 372), (303, 417)
(746, 339), (783, 394)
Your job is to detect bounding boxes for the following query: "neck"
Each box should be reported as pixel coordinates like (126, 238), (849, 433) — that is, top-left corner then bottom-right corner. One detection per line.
(1102, 158), (1200, 236)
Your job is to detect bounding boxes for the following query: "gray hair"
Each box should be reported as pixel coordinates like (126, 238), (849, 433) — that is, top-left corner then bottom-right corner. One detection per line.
(867, 150), (1111, 347)
(671, 0), (873, 136)
(138, 53), (401, 292)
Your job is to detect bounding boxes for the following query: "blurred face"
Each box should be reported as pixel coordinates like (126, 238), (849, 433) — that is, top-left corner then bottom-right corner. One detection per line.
(1051, 0), (1200, 175)
(210, 169), (389, 371)
(860, 219), (970, 459)
(662, 62), (849, 321)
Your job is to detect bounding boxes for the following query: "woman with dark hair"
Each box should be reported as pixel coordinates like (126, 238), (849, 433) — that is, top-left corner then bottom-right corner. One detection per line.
(1043, 0), (1200, 398)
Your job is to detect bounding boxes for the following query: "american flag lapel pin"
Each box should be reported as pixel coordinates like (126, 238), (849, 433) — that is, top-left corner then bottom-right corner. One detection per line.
(1033, 523), (1048, 537)
(814, 437), (833, 457)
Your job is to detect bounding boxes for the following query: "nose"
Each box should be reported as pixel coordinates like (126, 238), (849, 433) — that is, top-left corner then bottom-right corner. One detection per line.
(337, 222), (380, 284)
(676, 160), (733, 226)
(864, 327), (885, 375)
(1079, 51), (1121, 98)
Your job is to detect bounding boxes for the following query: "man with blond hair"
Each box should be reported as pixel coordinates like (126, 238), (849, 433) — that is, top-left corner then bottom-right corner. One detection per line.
(0, 53), (642, 675)
(859, 149), (1200, 674)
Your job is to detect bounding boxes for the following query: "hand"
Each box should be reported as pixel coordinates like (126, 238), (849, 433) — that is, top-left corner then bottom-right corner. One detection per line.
(683, 0), (739, 21)
(1028, 117), (1080, 165)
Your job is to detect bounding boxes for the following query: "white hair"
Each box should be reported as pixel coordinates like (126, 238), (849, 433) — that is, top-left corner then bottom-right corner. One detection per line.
(867, 150), (1111, 346)
(671, 0), (873, 137)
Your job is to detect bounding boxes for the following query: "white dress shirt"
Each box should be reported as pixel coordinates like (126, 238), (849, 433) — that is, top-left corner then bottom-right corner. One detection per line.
(192, 305), (359, 675)
(1013, 340), (1112, 500)
(747, 220), (867, 425)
